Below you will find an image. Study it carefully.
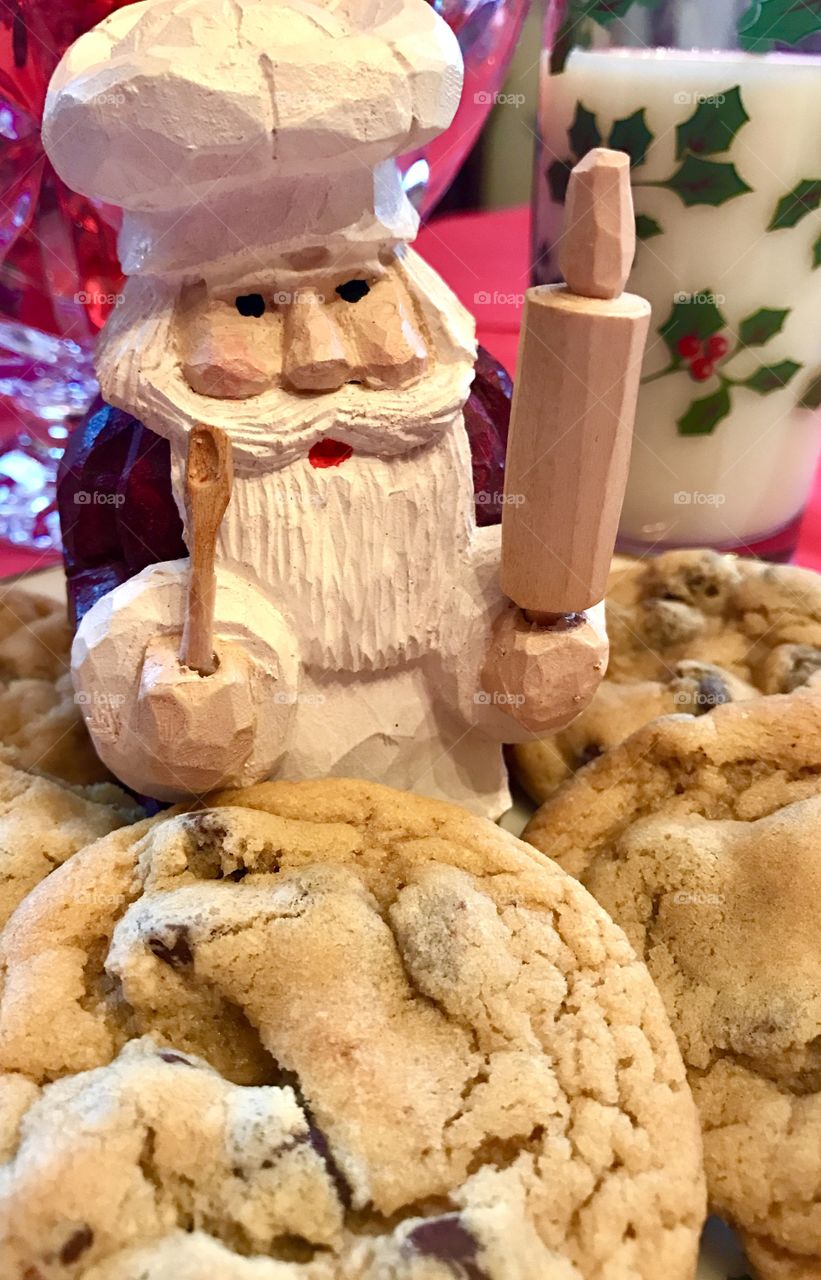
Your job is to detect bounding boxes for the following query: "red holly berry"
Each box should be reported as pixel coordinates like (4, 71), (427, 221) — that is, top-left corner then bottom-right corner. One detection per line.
(705, 334), (729, 361)
(677, 334), (701, 359)
(690, 356), (715, 382)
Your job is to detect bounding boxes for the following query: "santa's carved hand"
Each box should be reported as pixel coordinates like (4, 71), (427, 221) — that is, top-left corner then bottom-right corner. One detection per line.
(133, 635), (262, 797)
(73, 561), (301, 802)
(480, 603), (608, 739)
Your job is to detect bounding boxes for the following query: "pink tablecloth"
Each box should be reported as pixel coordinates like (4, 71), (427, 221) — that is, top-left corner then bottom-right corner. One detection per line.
(3, 204), (819, 577)
(417, 205), (821, 573)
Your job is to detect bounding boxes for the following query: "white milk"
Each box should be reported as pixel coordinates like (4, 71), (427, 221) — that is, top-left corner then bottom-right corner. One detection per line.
(536, 49), (821, 547)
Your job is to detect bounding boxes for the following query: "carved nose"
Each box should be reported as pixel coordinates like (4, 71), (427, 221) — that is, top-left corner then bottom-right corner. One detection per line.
(282, 289), (352, 392)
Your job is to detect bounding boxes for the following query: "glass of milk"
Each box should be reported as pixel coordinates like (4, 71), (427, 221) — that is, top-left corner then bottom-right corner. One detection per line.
(533, 0), (821, 558)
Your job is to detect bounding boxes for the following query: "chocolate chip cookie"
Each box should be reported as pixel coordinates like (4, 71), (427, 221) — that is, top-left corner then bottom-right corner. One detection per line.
(0, 585), (73, 684)
(0, 754), (141, 929)
(512, 659), (758, 801)
(0, 586), (113, 787)
(524, 691), (821, 1278)
(513, 550), (821, 803)
(0, 779), (705, 1278)
(0, 672), (113, 786)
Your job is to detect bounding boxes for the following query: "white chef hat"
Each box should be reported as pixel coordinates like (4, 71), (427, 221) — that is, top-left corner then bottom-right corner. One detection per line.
(43, 0), (463, 283)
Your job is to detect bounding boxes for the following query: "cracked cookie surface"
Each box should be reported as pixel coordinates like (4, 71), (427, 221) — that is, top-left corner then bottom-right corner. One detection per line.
(0, 778), (704, 1278)
(0, 754), (141, 929)
(525, 692), (821, 1278)
(512, 551), (821, 804)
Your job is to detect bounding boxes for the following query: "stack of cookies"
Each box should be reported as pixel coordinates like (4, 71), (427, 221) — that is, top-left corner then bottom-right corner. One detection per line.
(512, 550), (821, 804)
(0, 553), (818, 1278)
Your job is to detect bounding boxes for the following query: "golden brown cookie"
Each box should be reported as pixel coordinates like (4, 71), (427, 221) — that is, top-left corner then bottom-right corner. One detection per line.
(512, 550), (821, 803)
(524, 692), (821, 1278)
(0, 586), (112, 787)
(513, 659), (758, 801)
(0, 779), (705, 1278)
(0, 584), (73, 683)
(0, 672), (112, 786)
(0, 754), (141, 929)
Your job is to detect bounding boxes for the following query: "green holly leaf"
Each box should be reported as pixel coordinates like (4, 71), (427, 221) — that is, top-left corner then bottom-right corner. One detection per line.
(547, 158), (573, 204)
(814, 236), (821, 269)
(568, 103), (601, 159)
(739, 0), (821, 52)
(608, 108), (653, 167)
(659, 291), (727, 360)
(768, 179), (821, 230)
(662, 155), (752, 207)
(799, 370), (821, 410)
(675, 86), (750, 159)
(635, 213), (663, 240)
(738, 307), (790, 346)
(677, 386), (732, 436)
(744, 360), (802, 393)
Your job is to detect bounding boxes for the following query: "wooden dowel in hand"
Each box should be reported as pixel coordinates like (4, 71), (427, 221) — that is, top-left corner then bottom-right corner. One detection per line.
(181, 424), (233, 676)
(500, 148), (651, 617)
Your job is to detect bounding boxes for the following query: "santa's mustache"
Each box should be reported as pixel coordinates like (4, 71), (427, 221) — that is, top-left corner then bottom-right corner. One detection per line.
(118, 360), (474, 474)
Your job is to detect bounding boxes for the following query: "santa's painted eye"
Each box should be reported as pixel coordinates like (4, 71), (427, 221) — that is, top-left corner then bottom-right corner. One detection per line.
(235, 293), (266, 318)
(335, 279), (370, 304)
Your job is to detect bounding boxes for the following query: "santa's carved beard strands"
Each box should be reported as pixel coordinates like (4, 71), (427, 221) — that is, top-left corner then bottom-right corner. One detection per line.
(96, 244), (482, 674)
(171, 424), (476, 672)
(96, 250), (478, 471)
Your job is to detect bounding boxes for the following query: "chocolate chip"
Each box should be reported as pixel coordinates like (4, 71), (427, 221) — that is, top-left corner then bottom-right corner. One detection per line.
(782, 646), (821, 693)
(307, 1126), (353, 1209)
(157, 1050), (194, 1067)
(60, 1226), (94, 1265)
(407, 1217), (488, 1279)
(148, 927), (193, 968)
(694, 673), (730, 715)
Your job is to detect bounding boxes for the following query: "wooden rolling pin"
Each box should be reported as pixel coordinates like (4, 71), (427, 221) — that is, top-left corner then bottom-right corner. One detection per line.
(181, 423), (233, 675)
(500, 148), (651, 618)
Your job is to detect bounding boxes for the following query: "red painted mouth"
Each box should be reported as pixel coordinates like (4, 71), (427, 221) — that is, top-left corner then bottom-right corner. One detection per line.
(309, 438), (354, 469)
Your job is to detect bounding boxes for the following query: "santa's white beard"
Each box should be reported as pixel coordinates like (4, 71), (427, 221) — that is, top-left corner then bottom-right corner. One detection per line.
(214, 423), (475, 672)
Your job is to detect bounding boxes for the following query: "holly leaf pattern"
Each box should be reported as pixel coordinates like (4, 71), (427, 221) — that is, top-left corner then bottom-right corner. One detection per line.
(659, 292), (727, 359)
(635, 213), (663, 240)
(608, 109), (652, 167)
(814, 236), (821, 269)
(678, 386), (732, 436)
(744, 360), (802, 393)
(768, 179), (821, 229)
(569, 103), (601, 158)
(663, 155), (752, 206)
(738, 0), (821, 52)
(547, 158), (573, 204)
(799, 371), (821, 410)
(675, 86), (750, 159)
(738, 307), (790, 345)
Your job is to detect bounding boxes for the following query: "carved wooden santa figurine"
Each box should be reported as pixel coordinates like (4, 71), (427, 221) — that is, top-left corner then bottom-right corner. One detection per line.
(44, 0), (649, 817)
